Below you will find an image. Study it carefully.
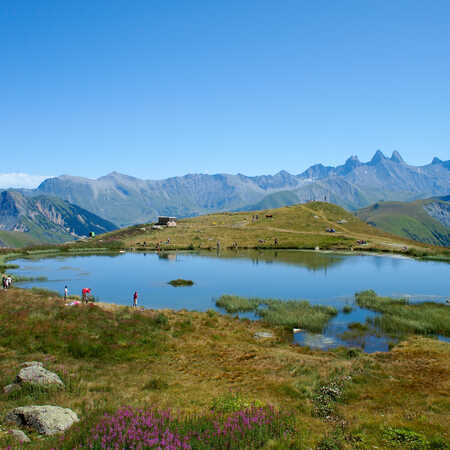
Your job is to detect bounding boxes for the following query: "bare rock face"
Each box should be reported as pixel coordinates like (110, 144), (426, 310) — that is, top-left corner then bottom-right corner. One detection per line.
(16, 365), (64, 388)
(6, 405), (79, 435)
(9, 429), (31, 443)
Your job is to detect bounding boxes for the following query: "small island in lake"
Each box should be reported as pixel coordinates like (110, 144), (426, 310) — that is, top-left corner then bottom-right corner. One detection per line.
(168, 278), (194, 287)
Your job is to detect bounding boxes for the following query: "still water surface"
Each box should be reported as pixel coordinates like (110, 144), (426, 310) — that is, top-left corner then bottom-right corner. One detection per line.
(11, 250), (449, 352)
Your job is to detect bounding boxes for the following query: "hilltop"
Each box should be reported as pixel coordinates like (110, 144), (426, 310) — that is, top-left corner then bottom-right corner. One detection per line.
(356, 196), (450, 247)
(32, 151), (449, 227)
(95, 201), (446, 258)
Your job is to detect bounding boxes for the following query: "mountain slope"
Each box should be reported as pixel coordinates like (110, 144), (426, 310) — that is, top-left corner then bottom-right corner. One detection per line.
(356, 197), (450, 247)
(0, 191), (118, 245)
(0, 230), (41, 248)
(34, 151), (450, 227)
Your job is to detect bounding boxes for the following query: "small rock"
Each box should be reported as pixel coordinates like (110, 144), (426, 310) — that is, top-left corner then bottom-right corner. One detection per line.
(17, 366), (64, 388)
(6, 405), (79, 435)
(254, 331), (274, 339)
(9, 429), (31, 443)
(20, 361), (43, 368)
(3, 383), (21, 395)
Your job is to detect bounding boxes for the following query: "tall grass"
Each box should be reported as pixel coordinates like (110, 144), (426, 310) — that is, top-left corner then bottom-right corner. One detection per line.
(355, 290), (450, 337)
(216, 295), (337, 333)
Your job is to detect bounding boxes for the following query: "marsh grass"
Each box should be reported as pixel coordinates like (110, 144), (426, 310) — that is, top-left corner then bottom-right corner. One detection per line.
(356, 290), (450, 337)
(217, 295), (337, 332)
(11, 275), (48, 282)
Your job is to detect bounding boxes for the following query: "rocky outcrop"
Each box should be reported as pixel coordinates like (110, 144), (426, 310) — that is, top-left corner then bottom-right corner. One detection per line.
(424, 200), (450, 229)
(3, 362), (64, 394)
(16, 365), (64, 388)
(6, 405), (79, 435)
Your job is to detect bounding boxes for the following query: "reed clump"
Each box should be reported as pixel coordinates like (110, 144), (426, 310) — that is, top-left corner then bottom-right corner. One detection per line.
(355, 290), (450, 337)
(216, 295), (337, 333)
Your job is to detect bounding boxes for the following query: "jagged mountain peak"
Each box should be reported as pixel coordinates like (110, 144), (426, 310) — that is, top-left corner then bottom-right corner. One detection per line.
(369, 150), (387, 165)
(390, 150), (405, 164)
(432, 157), (443, 164)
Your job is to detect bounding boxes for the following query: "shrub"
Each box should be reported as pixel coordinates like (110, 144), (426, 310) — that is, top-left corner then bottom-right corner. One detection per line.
(383, 427), (430, 449)
(143, 377), (169, 391)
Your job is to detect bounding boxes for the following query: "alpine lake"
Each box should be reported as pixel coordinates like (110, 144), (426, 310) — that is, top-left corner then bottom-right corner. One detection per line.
(10, 249), (450, 353)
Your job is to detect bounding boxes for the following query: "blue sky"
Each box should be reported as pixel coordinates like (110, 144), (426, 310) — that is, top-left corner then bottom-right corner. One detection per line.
(1, 0), (449, 184)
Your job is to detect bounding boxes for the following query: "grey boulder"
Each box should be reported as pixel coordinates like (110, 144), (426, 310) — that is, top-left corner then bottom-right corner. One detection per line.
(254, 331), (274, 339)
(9, 429), (31, 443)
(16, 365), (64, 388)
(6, 405), (79, 435)
(3, 383), (21, 395)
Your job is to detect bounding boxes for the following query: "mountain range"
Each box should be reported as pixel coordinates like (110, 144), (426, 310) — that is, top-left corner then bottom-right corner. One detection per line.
(0, 191), (117, 246)
(29, 151), (449, 227)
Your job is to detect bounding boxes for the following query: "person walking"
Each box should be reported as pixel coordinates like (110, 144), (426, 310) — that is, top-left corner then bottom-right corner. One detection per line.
(133, 291), (138, 308)
(64, 285), (68, 300)
(6, 275), (12, 289)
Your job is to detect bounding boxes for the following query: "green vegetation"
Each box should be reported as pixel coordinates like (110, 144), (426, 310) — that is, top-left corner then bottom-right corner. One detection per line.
(356, 290), (450, 337)
(0, 287), (449, 448)
(356, 198), (450, 247)
(216, 295), (338, 332)
(0, 289), (167, 361)
(168, 278), (194, 287)
(211, 391), (263, 413)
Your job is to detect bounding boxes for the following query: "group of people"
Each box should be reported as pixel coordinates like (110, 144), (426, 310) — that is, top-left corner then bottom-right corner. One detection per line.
(63, 284), (139, 308)
(2, 274), (12, 289)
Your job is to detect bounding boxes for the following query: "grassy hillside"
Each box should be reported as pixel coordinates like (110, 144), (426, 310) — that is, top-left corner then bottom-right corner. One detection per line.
(96, 201), (446, 258)
(0, 287), (449, 448)
(356, 198), (450, 247)
(0, 230), (41, 248)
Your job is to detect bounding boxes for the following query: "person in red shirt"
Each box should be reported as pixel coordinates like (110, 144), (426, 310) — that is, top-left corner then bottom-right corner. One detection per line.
(82, 288), (91, 304)
(133, 291), (138, 308)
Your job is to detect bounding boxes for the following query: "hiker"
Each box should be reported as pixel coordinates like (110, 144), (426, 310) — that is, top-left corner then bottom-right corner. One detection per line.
(6, 275), (12, 289)
(274, 238), (278, 246)
(133, 291), (138, 308)
(64, 285), (68, 300)
(82, 288), (91, 304)
(2, 275), (6, 289)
